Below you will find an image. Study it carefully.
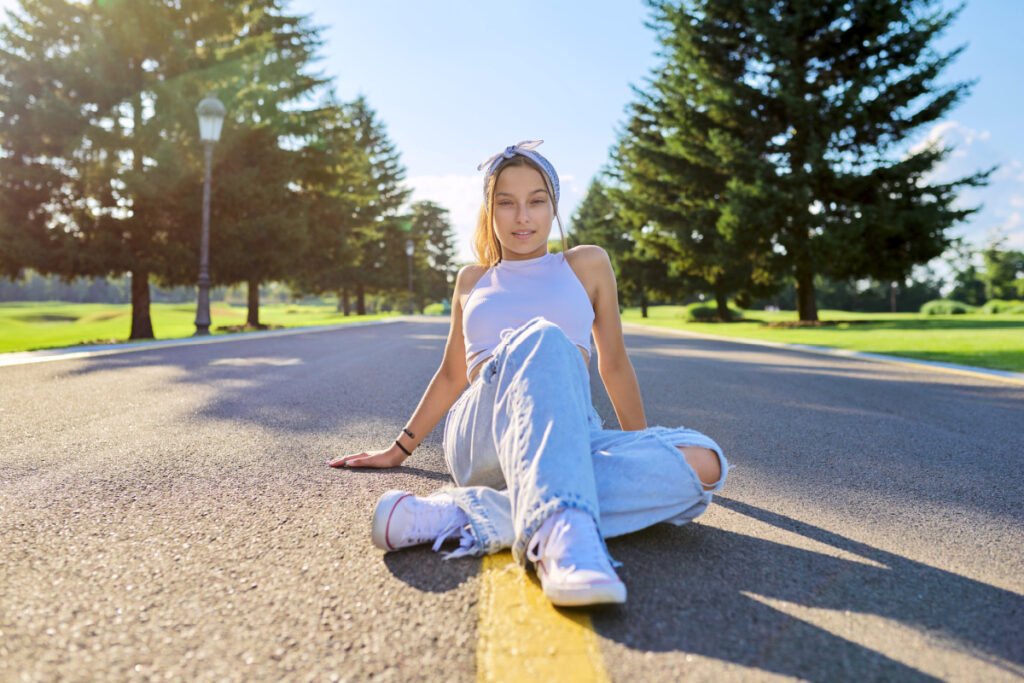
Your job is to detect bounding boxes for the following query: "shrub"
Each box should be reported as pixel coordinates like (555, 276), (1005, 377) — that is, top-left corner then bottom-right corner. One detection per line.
(682, 302), (744, 322)
(423, 301), (450, 316)
(980, 298), (1024, 314)
(919, 299), (975, 315)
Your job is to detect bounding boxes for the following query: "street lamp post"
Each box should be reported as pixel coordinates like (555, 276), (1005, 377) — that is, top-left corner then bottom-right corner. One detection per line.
(194, 94), (226, 336)
(405, 239), (414, 315)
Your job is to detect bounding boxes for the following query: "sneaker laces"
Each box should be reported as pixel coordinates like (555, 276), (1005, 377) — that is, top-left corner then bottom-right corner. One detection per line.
(438, 525), (478, 560)
(399, 495), (467, 549)
(430, 518), (466, 553)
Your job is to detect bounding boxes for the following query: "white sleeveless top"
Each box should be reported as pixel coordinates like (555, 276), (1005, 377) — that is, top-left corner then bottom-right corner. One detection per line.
(462, 251), (595, 382)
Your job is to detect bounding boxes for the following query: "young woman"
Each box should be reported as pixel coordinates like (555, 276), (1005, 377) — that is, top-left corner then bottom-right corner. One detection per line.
(328, 140), (730, 607)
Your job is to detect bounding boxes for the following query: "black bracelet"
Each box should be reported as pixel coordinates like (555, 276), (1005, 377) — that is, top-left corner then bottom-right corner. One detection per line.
(403, 427), (415, 439)
(394, 439), (412, 456)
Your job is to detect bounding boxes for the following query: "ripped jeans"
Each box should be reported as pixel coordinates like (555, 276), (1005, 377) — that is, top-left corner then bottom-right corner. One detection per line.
(441, 316), (731, 566)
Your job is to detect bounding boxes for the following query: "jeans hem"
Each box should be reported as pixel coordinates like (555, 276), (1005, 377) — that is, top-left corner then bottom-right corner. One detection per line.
(445, 487), (505, 557)
(513, 496), (612, 567)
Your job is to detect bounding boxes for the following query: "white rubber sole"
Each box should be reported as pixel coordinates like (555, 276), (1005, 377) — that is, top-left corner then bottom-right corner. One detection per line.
(370, 490), (412, 551)
(540, 576), (628, 606)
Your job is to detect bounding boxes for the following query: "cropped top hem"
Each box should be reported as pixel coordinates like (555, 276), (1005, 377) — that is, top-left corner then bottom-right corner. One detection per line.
(467, 343), (591, 385)
(461, 251), (595, 383)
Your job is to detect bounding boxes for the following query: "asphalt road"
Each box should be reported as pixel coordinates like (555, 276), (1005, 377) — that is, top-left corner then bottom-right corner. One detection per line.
(1, 317), (1021, 682)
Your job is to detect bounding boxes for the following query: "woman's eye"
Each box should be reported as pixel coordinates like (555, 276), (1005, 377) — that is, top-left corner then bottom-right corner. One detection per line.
(531, 200), (545, 205)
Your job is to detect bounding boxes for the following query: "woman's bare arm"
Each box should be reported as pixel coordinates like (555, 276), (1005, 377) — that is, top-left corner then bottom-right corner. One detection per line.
(328, 267), (478, 468)
(327, 370), (467, 468)
(584, 245), (648, 430)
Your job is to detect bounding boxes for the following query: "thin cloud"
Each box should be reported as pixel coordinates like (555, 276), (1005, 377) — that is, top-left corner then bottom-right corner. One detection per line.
(909, 120), (1020, 249)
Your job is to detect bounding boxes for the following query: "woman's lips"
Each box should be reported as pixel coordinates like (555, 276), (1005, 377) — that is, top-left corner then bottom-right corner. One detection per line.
(512, 231), (534, 240)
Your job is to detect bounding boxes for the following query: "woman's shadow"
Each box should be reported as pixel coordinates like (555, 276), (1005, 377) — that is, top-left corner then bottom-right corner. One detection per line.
(383, 491), (1022, 680)
(593, 496), (1023, 681)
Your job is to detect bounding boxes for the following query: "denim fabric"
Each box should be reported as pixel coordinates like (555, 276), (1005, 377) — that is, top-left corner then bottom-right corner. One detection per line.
(441, 316), (731, 566)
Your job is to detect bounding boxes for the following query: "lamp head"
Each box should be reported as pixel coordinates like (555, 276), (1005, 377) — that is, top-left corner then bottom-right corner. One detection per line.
(196, 94), (226, 143)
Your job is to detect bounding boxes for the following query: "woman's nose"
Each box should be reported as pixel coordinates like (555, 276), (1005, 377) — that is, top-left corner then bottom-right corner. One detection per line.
(516, 203), (530, 222)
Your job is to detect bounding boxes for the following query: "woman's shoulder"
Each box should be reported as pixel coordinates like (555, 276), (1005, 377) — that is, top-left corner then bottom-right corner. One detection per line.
(455, 263), (491, 307)
(564, 245), (609, 309)
(565, 244), (609, 266)
(457, 263), (489, 287)
(564, 245), (610, 281)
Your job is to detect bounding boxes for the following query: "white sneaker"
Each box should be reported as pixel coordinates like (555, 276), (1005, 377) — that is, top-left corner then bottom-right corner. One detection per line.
(371, 490), (469, 552)
(526, 508), (627, 606)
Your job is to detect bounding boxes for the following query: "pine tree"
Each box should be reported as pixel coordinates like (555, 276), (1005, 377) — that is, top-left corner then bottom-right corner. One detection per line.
(345, 96), (412, 315)
(569, 176), (676, 318)
(0, 0), (332, 336)
(191, 0), (330, 328)
(287, 98), (376, 315)
(619, 0), (991, 321)
(407, 200), (459, 312)
(613, 1), (780, 320)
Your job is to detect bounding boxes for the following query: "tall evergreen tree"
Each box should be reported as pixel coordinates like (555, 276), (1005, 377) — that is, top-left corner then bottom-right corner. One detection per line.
(189, 1), (329, 328)
(619, 0), (991, 321)
(345, 96), (412, 315)
(406, 199), (459, 312)
(569, 176), (675, 318)
(612, 2), (780, 320)
(0, 0), (330, 336)
(287, 98), (376, 315)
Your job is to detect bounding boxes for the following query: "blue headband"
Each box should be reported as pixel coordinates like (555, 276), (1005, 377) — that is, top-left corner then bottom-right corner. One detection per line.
(477, 139), (560, 204)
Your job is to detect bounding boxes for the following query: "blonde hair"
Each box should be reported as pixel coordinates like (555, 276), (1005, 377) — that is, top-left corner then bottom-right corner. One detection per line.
(472, 155), (569, 267)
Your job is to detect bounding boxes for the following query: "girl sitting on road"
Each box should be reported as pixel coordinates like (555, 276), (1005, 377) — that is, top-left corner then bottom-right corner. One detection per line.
(328, 140), (730, 607)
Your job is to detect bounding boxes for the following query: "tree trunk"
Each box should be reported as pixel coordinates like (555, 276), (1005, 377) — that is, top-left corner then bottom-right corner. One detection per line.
(127, 71), (153, 341)
(795, 265), (819, 322)
(247, 279), (260, 327)
(356, 282), (366, 316)
(640, 292), (648, 318)
(889, 281), (898, 313)
(336, 287), (350, 315)
(714, 287), (731, 321)
(129, 269), (154, 340)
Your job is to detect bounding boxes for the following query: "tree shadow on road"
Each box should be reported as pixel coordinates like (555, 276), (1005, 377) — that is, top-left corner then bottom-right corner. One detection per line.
(54, 324), (447, 443)
(597, 496), (1024, 682)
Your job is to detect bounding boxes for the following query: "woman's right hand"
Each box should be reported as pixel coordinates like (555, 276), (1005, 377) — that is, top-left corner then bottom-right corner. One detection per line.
(327, 443), (408, 469)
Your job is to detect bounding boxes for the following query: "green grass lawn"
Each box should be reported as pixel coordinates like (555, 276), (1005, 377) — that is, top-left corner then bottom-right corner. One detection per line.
(621, 306), (1024, 373)
(0, 302), (398, 354)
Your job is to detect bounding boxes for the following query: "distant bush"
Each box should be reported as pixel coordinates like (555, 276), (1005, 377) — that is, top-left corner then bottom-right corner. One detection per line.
(919, 299), (976, 315)
(682, 302), (744, 322)
(1004, 304), (1024, 315)
(980, 299), (1024, 314)
(423, 301), (450, 316)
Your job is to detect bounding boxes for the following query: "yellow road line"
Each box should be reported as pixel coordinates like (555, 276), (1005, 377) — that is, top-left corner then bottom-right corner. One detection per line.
(477, 552), (609, 683)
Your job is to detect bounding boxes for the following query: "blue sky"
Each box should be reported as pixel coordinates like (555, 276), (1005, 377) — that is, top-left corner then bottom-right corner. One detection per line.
(287, 0), (1023, 266)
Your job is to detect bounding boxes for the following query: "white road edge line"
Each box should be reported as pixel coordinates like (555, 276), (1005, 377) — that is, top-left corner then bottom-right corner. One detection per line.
(622, 321), (1024, 386)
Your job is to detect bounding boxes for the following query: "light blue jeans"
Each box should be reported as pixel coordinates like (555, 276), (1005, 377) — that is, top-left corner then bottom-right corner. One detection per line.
(441, 316), (731, 566)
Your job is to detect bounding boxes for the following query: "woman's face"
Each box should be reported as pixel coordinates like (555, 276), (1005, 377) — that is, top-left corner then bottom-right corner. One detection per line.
(492, 165), (554, 261)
